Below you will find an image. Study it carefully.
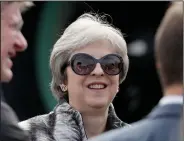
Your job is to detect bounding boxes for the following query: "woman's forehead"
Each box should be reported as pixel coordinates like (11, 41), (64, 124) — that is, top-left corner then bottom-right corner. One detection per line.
(71, 40), (118, 59)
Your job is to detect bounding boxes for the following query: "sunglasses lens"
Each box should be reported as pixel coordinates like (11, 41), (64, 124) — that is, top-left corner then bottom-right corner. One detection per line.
(101, 55), (123, 75)
(71, 54), (95, 75)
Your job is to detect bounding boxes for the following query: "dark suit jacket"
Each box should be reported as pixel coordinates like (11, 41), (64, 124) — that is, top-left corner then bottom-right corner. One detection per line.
(89, 104), (182, 141)
(0, 86), (29, 141)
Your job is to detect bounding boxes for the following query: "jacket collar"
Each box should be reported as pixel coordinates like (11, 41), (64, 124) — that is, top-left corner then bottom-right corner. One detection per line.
(57, 98), (126, 130)
(56, 98), (126, 136)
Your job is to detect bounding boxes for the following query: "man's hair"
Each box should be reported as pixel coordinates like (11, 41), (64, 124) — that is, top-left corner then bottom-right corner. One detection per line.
(1, 1), (34, 13)
(154, 2), (183, 88)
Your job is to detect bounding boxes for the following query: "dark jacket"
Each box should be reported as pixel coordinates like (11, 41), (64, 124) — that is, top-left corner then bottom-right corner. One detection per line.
(89, 104), (182, 141)
(19, 99), (128, 141)
(0, 86), (29, 141)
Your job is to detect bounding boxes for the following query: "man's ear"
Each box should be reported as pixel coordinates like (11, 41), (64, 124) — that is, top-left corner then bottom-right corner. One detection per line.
(156, 62), (161, 70)
(117, 87), (119, 93)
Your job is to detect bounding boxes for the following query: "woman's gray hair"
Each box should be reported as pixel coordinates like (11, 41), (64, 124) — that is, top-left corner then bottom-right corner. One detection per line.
(50, 13), (129, 99)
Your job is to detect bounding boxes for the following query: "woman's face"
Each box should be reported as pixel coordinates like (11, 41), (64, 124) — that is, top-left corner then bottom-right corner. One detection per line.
(65, 40), (120, 112)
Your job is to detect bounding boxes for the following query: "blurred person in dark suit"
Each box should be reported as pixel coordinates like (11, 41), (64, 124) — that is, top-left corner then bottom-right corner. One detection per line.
(1, 2), (33, 141)
(89, 1), (183, 141)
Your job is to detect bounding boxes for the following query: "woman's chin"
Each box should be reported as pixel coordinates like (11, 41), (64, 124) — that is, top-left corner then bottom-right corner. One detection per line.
(87, 99), (109, 109)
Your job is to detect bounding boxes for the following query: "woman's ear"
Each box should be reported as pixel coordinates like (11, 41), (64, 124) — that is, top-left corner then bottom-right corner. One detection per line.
(117, 86), (119, 93)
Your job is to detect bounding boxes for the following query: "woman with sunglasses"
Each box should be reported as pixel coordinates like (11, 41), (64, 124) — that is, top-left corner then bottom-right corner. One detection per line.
(19, 13), (130, 141)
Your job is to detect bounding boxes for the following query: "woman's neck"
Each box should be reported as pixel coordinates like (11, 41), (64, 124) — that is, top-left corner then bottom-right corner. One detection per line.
(81, 109), (108, 139)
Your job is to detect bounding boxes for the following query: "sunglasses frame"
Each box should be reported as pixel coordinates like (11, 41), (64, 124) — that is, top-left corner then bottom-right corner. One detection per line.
(67, 53), (124, 75)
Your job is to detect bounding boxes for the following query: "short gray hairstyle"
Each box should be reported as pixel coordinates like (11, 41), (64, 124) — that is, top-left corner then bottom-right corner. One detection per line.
(50, 13), (129, 99)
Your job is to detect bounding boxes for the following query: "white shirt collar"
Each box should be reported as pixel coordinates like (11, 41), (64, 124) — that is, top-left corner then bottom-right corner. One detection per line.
(159, 95), (183, 106)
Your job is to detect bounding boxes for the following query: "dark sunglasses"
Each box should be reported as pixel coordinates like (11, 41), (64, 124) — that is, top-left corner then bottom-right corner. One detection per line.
(67, 53), (124, 75)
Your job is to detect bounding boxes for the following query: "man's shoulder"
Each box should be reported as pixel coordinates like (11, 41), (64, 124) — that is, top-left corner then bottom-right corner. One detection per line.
(1, 100), (19, 123)
(1, 100), (29, 141)
(89, 118), (154, 141)
(89, 105), (181, 141)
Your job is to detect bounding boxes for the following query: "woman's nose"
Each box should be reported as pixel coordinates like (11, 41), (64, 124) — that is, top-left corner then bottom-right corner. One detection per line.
(91, 63), (104, 76)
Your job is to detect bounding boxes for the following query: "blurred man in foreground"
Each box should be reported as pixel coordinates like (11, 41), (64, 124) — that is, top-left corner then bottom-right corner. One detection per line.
(89, 2), (183, 141)
(1, 2), (33, 141)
